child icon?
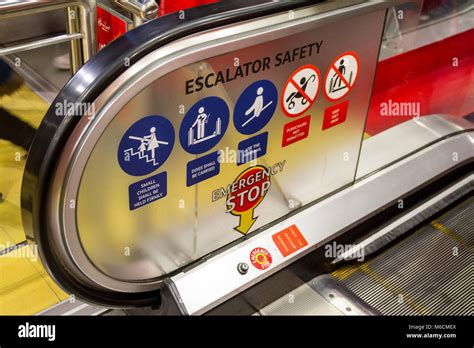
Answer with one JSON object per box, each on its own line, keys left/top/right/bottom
{"left": 119, "top": 115, "right": 175, "bottom": 176}
{"left": 128, "top": 126, "right": 169, "bottom": 162}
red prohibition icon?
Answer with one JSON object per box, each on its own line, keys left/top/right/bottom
{"left": 324, "top": 51, "right": 360, "bottom": 102}
{"left": 281, "top": 64, "right": 321, "bottom": 118}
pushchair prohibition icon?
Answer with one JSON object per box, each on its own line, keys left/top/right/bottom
{"left": 281, "top": 64, "right": 321, "bottom": 117}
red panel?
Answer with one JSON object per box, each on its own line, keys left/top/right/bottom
{"left": 159, "top": 0, "right": 219, "bottom": 16}
{"left": 97, "top": 6, "right": 128, "bottom": 51}
{"left": 272, "top": 225, "right": 308, "bottom": 257}
{"left": 281, "top": 115, "right": 311, "bottom": 147}
{"left": 110, "top": 13, "right": 127, "bottom": 41}
{"left": 366, "top": 28, "right": 474, "bottom": 135}
{"left": 97, "top": 6, "right": 112, "bottom": 51}
{"left": 322, "top": 100, "right": 349, "bottom": 130}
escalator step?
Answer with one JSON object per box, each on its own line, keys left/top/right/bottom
{"left": 332, "top": 197, "right": 473, "bottom": 315}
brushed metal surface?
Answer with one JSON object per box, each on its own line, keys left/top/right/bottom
{"left": 76, "top": 9, "right": 383, "bottom": 280}
{"left": 357, "top": 115, "right": 473, "bottom": 179}
{"left": 171, "top": 131, "right": 473, "bottom": 315}
{"left": 259, "top": 283, "right": 344, "bottom": 315}
{"left": 46, "top": 1, "right": 387, "bottom": 293}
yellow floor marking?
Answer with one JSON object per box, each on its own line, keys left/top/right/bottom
{"left": 431, "top": 220, "right": 473, "bottom": 251}
{"left": 0, "top": 83, "right": 48, "bottom": 128}
{"left": 29, "top": 255, "right": 69, "bottom": 302}
{"left": 0, "top": 82, "right": 68, "bottom": 314}
{"left": 0, "top": 226, "right": 14, "bottom": 247}
{"left": 0, "top": 140, "right": 29, "bottom": 245}
{"left": 0, "top": 245, "right": 66, "bottom": 315}
{"left": 331, "top": 264, "right": 360, "bottom": 281}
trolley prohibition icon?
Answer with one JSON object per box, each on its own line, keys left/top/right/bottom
{"left": 281, "top": 64, "right": 321, "bottom": 117}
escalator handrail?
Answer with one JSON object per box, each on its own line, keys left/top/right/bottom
{"left": 20, "top": 0, "right": 320, "bottom": 308}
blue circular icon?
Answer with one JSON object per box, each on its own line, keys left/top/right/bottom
{"left": 180, "top": 96, "right": 230, "bottom": 154}
{"left": 118, "top": 115, "right": 175, "bottom": 176}
{"left": 234, "top": 80, "right": 278, "bottom": 135}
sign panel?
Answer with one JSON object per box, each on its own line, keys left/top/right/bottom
{"left": 129, "top": 172, "right": 167, "bottom": 210}
{"left": 186, "top": 151, "right": 220, "bottom": 186}
{"left": 281, "top": 65, "right": 320, "bottom": 117}
{"left": 237, "top": 132, "right": 268, "bottom": 165}
{"left": 118, "top": 115, "right": 174, "bottom": 176}
{"left": 322, "top": 101, "right": 349, "bottom": 130}
{"left": 75, "top": 9, "right": 387, "bottom": 281}
{"left": 234, "top": 80, "right": 278, "bottom": 134}
{"left": 324, "top": 52, "right": 359, "bottom": 101}
{"left": 282, "top": 115, "right": 311, "bottom": 147}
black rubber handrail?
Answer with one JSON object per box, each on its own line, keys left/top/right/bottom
{"left": 21, "top": 0, "right": 320, "bottom": 308}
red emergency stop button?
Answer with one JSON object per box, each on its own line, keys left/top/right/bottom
{"left": 250, "top": 247, "right": 272, "bottom": 270}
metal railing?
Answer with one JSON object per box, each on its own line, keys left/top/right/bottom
{"left": 0, "top": 0, "right": 97, "bottom": 73}
{"left": 113, "top": 0, "right": 159, "bottom": 27}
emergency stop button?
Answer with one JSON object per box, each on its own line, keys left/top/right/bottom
{"left": 250, "top": 247, "right": 272, "bottom": 270}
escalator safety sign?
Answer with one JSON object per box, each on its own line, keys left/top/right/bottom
{"left": 324, "top": 52, "right": 359, "bottom": 101}
{"left": 322, "top": 100, "right": 349, "bottom": 130}
{"left": 118, "top": 115, "right": 175, "bottom": 176}
{"left": 129, "top": 172, "right": 167, "bottom": 210}
{"left": 212, "top": 161, "right": 286, "bottom": 235}
{"left": 234, "top": 79, "right": 278, "bottom": 135}
{"left": 179, "top": 96, "right": 230, "bottom": 154}
{"left": 250, "top": 247, "right": 272, "bottom": 270}
{"left": 281, "top": 64, "right": 321, "bottom": 117}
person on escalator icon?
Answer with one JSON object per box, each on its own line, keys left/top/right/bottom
{"left": 180, "top": 96, "right": 229, "bottom": 154}
{"left": 332, "top": 59, "right": 346, "bottom": 90}
{"left": 246, "top": 87, "right": 265, "bottom": 119}
{"left": 233, "top": 80, "right": 278, "bottom": 135}
{"left": 191, "top": 107, "right": 209, "bottom": 141}
{"left": 242, "top": 86, "right": 274, "bottom": 128}
{"left": 118, "top": 115, "right": 175, "bottom": 176}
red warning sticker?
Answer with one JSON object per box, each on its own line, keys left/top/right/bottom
{"left": 281, "top": 65, "right": 321, "bottom": 117}
{"left": 250, "top": 247, "right": 272, "bottom": 270}
{"left": 324, "top": 51, "right": 359, "bottom": 102}
{"left": 322, "top": 100, "right": 349, "bottom": 130}
{"left": 272, "top": 225, "right": 308, "bottom": 257}
{"left": 282, "top": 115, "right": 311, "bottom": 147}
